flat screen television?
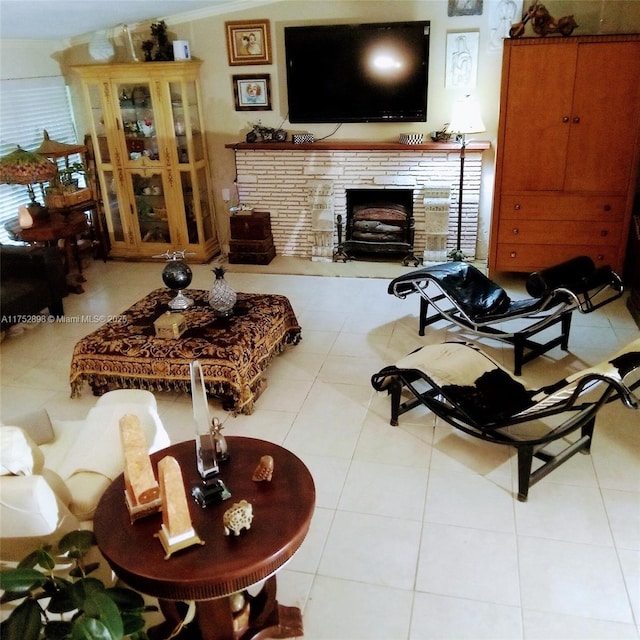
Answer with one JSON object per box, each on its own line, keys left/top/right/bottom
{"left": 284, "top": 21, "right": 430, "bottom": 124}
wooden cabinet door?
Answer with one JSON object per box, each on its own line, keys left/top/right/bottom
{"left": 565, "top": 41, "right": 640, "bottom": 193}
{"left": 499, "top": 41, "right": 577, "bottom": 192}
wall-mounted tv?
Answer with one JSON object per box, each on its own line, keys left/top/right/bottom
{"left": 284, "top": 21, "right": 430, "bottom": 124}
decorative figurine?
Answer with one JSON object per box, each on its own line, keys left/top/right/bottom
{"left": 190, "top": 361, "right": 231, "bottom": 507}
{"left": 120, "top": 414, "right": 161, "bottom": 521}
{"left": 223, "top": 500, "right": 253, "bottom": 536}
{"left": 510, "top": 1, "right": 577, "bottom": 38}
{"left": 211, "top": 417, "right": 229, "bottom": 463}
{"left": 155, "top": 456, "right": 204, "bottom": 559}
{"left": 252, "top": 455, "right": 274, "bottom": 482}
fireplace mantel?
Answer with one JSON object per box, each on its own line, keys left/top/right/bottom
{"left": 225, "top": 140, "right": 491, "bottom": 152}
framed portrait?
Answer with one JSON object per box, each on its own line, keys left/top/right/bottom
{"left": 233, "top": 74, "right": 272, "bottom": 111}
{"left": 448, "top": 0, "right": 483, "bottom": 16}
{"left": 225, "top": 20, "right": 272, "bottom": 65}
{"left": 445, "top": 31, "right": 480, "bottom": 89}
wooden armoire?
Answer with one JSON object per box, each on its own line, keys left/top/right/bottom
{"left": 489, "top": 35, "right": 640, "bottom": 275}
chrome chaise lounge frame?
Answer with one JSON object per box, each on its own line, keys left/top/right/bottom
{"left": 371, "top": 339, "right": 640, "bottom": 501}
{"left": 388, "top": 256, "right": 623, "bottom": 375}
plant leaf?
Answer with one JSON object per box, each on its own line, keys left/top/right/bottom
{"left": 1, "top": 598, "right": 42, "bottom": 640}
{"left": 58, "top": 530, "right": 96, "bottom": 559}
{"left": 105, "top": 586, "right": 145, "bottom": 611}
{"left": 35, "top": 547, "right": 56, "bottom": 571}
{"left": 17, "top": 547, "right": 51, "bottom": 569}
{"left": 79, "top": 591, "right": 124, "bottom": 639}
{"left": 69, "top": 615, "right": 116, "bottom": 640}
{"left": 43, "top": 619, "right": 73, "bottom": 640}
{"left": 121, "top": 611, "right": 146, "bottom": 636}
{"left": 0, "top": 568, "right": 46, "bottom": 593}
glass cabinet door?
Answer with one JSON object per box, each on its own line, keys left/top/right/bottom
{"left": 86, "top": 83, "right": 111, "bottom": 164}
{"left": 117, "top": 82, "right": 160, "bottom": 164}
{"left": 129, "top": 170, "right": 170, "bottom": 244}
{"left": 102, "top": 170, "right": 124, "bottom": 243}
{"left": 169, "top": 81, "right": 204, "bottom": 165}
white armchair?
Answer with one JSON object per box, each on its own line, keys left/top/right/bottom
{"left": 0, "top": 389, "right": 170, "bottom": 560}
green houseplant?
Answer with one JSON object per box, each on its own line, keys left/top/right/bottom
{"left": 0, "top": 530, "right": 155, "bottom": 640}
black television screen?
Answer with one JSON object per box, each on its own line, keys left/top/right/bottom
{"left": 285, "top": 21, "right": 430, "bottom": 124}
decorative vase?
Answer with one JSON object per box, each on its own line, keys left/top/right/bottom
{"left": 208, "top": 267, "right": 236, "bottom": 318}
{"left": 162, "top": 254, "right": 193, "bottom": 310}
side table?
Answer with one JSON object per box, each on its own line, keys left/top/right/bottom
{"left": 93, "top": 437, "right": 315, "bottom": 640}
{"left": 7, "top": 212, "right": 89, "bottom": 293}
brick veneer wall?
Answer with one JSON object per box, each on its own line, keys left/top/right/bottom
{"left": 232, "top": 147, "right": 484, "bottom": 261}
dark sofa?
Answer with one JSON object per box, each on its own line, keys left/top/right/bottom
{"left": 1, "top": 244, "right": 67, "bottom": 328}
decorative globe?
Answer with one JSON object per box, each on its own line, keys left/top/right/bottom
{"left": 161, "top": 258, "right": 193, "bottom": 309}
{"left": 162, "top": 259, "right": 192, "bottom": 290}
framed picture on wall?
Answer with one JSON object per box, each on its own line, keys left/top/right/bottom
{"left": 448, "top": 0, "right": 483, "bottom": 16}
{"left": 233, "top": 74, "right": 272, "bottom": 110}
{"left": 445, "top": 31, "right": 480, "bottom": 89}
{"left": 225, "top": 20, "right": 272, "bottom": 65}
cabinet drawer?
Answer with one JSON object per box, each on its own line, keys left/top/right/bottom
{"left": 500, "top": 194, "right": 626, "bottom": 220}
{"left": 494, "top": 244, "right": 618, "bottom": 273}
{"left": 498, "top": 220, "right": 622, "bottom": 246}
{"left": 229, "top": 211, "right": 272, "bottom": 240}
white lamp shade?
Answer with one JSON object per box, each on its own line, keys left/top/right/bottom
{"left": 447, "top": 95, "right": 486, "bottom": 135}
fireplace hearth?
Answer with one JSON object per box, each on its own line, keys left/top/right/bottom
{"left": 334, "top": 189, "right": 419, "bottom": 265}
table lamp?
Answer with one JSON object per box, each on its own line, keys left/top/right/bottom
{"left": 447, "top": 95, "right": 486, "bottom": 259}
{"left": 0, "top": 145, "right": 57, "bottom": 220}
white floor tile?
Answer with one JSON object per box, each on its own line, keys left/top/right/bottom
{"left": 2, "top": 259, "right": 638, "bottom": 637}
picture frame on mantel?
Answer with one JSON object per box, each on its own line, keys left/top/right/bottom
{"left": 233, "top": 74, "right": 272, "bottom": 111}
{"left": 225, "top": 20, "right": 272, "bottom": 65}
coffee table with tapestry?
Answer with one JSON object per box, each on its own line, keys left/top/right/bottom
{"left": 69, "top": 288, "right": 301, "bottom": 414}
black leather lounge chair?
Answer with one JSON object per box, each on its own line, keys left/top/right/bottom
{"left": 388, "top": 256, "right": 623, "bottom": 375}
{"left": 371, "top": 339, "right": 640, "bottom": 501}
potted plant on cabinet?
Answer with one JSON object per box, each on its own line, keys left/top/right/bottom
{"left": 45, "top": 161, "right": 92, "bottom": 209}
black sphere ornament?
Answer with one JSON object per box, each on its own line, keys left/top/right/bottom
{"left": 157, "top": 251, "right": 194, "bottom": 309}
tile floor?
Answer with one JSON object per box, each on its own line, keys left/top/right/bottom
{"left": 1, "top": 258, "right": 639, "bottom": 639}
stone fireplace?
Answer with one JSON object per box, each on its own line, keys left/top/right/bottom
{"left": 226, "top": 140, "right": 489, "bottom": 262}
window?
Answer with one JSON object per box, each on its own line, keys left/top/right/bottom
{"left": 0, "top": 76, "right": 79, "bottom": 243}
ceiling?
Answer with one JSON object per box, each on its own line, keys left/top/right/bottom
{"left": 0, "top": 0, "right": 270, "bottom": 40}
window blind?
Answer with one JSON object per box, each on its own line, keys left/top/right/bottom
{"left": 0, "top": 76, "right": 79, "bottom": 243}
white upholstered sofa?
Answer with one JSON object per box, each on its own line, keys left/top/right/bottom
{"left": 0, "top": 389, "right": 170, "bottom": 561}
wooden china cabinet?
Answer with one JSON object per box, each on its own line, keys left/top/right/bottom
{"left": 489, "top": 35, "right": 640, "bottom": 275}
{"left": 73, "top": 61, "right": 219, "bottom": 261}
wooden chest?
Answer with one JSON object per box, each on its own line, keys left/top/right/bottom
{"left": 229, "top": 211, "right": 275, "bottom": 264}
{"left": 229, "top": 211, "right": 272, "bottom": 240}
{"left": 228, "top": 241, "right": 276, "bottom": 265}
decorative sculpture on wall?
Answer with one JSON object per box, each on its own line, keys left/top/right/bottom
{"left": 510, "top": 1, "right": 577, "bottom": 38}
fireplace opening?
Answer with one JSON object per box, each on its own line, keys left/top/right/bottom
{"left": 335, "top": 188, "right": 419, "bottom": 265}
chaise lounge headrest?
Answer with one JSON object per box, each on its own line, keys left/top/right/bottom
{"left": 526, "top": 256, "right": 614, "bottom": 298}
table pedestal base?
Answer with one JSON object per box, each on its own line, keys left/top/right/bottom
{"left": 149, "top": 576, "right": 303, "bottom": 640}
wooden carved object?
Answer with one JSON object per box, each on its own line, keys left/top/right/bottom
{"left": 155, "top": 455, "right": 204, "bottom": 558}
{"left": 510, "top": 1, "right": 577, "bottom": 38}
{"left": 120, "top": 414, "right": 161, "bottom": 521}
{"left": 252, "top": 455, "right": 274, "bottom": 482}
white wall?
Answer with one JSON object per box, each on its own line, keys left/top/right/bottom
{"left": 4, "top": 0, "right": 640, "bottom": 259}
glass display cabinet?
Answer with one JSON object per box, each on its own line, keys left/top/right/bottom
{"left": 73, "top": 61, "right": 219, "bottom": 261}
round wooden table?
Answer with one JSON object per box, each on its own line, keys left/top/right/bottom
{"left": 7, "top": 211, "right": 89, "bottom": 292}
{"left": 93, "top": 437, "right": 315, "bottom": 640}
